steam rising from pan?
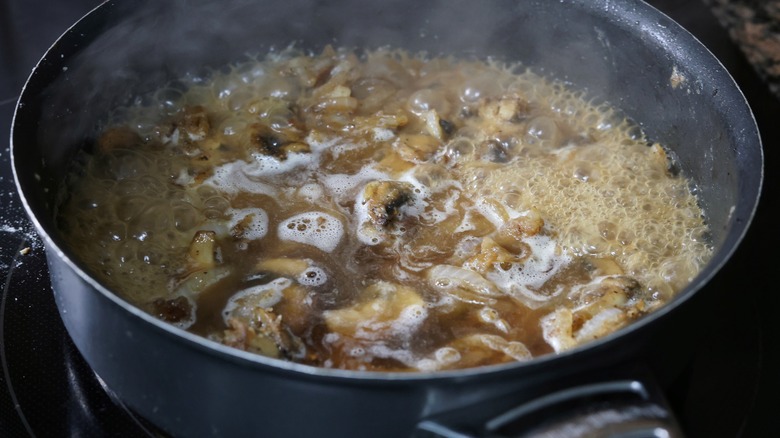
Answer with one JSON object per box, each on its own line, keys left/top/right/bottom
{"left": 38, "top": 0, "right": 616, "bottom": 167}
{"left": 30, "top": 0, "right": 742, "bottom": 252}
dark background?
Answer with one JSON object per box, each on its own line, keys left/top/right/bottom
{"left": 1, "top": 0, "right": 778, "bottom": 436}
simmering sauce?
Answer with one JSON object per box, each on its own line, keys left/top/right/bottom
{"left": 56, "top": 47, "right": 712, "bottom": 371}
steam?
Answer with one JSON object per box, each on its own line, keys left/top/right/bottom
{"left": 38, "top": 0, "right": 624, "bottom": 148}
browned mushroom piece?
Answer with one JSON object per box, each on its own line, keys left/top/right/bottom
{"left": 495, "top": 210, "right": 545, "bottom": 243}
{"left": 362, "top": 180, "right": 415, "bottom": 226}
{"left": 221, "top": 306, "right": 306, "bottom": 360}
{"left": 467, "top": 236, "right": 530, "bottom": 275}
{"left": 177, "top": 105, "right": 211, "bottom": 142}
{"left": 221, "top": 317, "right": 282, "bottom": 359}
{"left": 542, "top": 274, "right": 643, "bottom": 353}
{"left": 570, "top": 275, "right": 641, "bottom": 316}
{"left": 439, "top": 334, "right": 532, "bottom": 369}
{"left": 188, "top": 230, "right": 218, "bottom": 269}
{"left": 324, "top": 281, "right": 425, "bottom": 341}
{"left": 96, "top": 126, "right": 143, "bottom": 153}
{"left": 249, "top": 123, "right": 310, "bottom": 159}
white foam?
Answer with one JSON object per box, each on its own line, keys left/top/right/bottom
{"left": 245, "top": 151, "right": 316, "bottom": 177}
{"left": 204, "top": 160, "right": 278, "bottom": 196}
{"left": 420, "top": 188, "right": 461, "bottom": 225}
{"left": 352, "top": 170, "right": 441, "bottom": 244}
{"left": 355, "top": 222, "right": 384, "bottom": 246}
{"left": 306, "top": 132, "right": 345, "bottom": 154}
{"left": 322, "top": 166, "right": 390, "bottom": 203}
{"left": 389, "top": 304, "right": 428, "bottom": 337}
{"left": 365, "top": 343, "right": 418, "bottom": 367}
{"left": 485, "top": 235, "right": 571, "bottom": 308}
{"left": 396, "top": 171, "right": 433, "bottom": 219}
{"left": 297, "top": 265, "right": 328, "bottom": 287}
{"left": 278, "top": 212, "right": 344, "bottom": 252}
{"left": 373, "top": 128, "right": 395, "bottom": 142}
{"left": 297, "top": 183, "right": 324, "bottom": 202}
{"left": 227, "top": 208, "right": 269, "bottom": 240}
{"left": 205, "top": 145, "right": 322, "bottom": 196}
{"left": 0, "top": 224, "right": 21, "bottom": 233}
{"left": 575, "top": 307, "right": 624, "bottom": 342}
{"left": 474, "top": 198, "right": 529, "bottom": 229}
{"left": 222, "top": 277, "right": 292, "bottom": 324}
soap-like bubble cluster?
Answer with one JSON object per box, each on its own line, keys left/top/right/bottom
{"left": 278, "top": 212, "right": 344, "bottom": 253}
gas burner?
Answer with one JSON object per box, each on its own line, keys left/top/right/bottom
{"left": 0, "top": 233, "right": 162, "bottom": 437}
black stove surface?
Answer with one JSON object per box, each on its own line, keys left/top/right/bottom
{"left": 1, "top": 1, "right": 777, "bottom": 437}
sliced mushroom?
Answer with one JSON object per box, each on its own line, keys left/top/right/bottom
{"left": 249, "top": 123, "right": 310, "bottom": 159}
{"left": 188, "top": 230, "right": 218, "bottom": 269}
{"left": 495, "top": 209, "right": 545, "bottom": 245}
{"left": 542, "top": 275, "right": 641, "bottom": 353}
{"left": 256, "top": 258, "right": 310, "bottom": 278}
{"left": 221, "top": 280, "right": 308, "bottom": 360}
{"left": 177, "top": 105, "right": 211, "bottom": 142}
{"left": 466, "top": 236, "right": 530, "bottom": 275}
{"left": 324, "top": 281, "right": 426, "bottom": 341}
{"left": 96, "top": 126, "right": 143, "bottom": 153}
{"left": 397, "top": 133, "right": 442, "bottom": 161}
{"left": 362, "top": 180, "right": 415, "bottom": 227}
{"left": 221, "top": 316, "right": 282, "bottom": 359}
{"left": 569, "top": 275, "right": 640, "bottom": 317}
{"left": 427, "top": 264, "right": 502, "bottom": 300}
{"left": 441, "top": 334, "right": 532, "bottom": 369}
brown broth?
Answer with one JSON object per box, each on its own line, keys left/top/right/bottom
{"left": 56, "top": 47, "right": 712, "bottom": 371}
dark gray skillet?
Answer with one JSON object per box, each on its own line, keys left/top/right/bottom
{"left": 11, "top": 0, "right": 762, "bottom": 436}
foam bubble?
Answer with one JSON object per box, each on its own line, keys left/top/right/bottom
{"left": 434, "top": 347, "right": 461, "bottom": 364}
{"left": 297, "top": 265, "right": 328, "bottom": 287}
{"left": 396, "top": 171, "right": 433, "bottom": 219}
{"left": 222, "top": 277, "right": 292, "bottom": 324}
{"left": 278, "top": 212, "right": 344, "bottom": 252}
{"left": 305, "top": 132, "right": 342, "bottom": 153}
{"left": 321, "top": 166, "right": 390, "bottom": 203}
{"left": 420, "top": 189, "right": 461, "bottom": 225}
{"left": 365, "top": 344, "right": 417, "bottom": 367}
{"left": 373, "top": 128, "right": 395, "bottom": 142}
{"left": 204, "top": 161, "right": 277, "bottom": 196}
{"left": 245, "top": 151, "right": 316, "bottom": 177}
{"left": 389, "top": 304, "right": 428, "bottom": 336}
{"left": 485, "top": 235, "right": 571, "bottom": 308}
{"left": 227, "top": 208, "right": 269, "bottom": 240}
{"left": 297, "top": 183, "right": 324, "bottom": 202}
{"left": 454, "top": 211, "right": 478, "bottom": 234}
{"left": 349, "top": 347, "right": 366, "bottom": 357}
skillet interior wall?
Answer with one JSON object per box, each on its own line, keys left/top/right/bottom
{"left": 18, "top": 0, "right": 748, "bottom": 292}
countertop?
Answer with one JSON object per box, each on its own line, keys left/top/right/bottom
{"left": 706, "top": 0, "right": 780, "bottom": 98}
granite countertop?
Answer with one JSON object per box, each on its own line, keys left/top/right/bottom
{"left": 705, "top": 0, "right": 780, "bottom": 98}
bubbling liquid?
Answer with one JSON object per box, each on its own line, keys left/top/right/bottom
{"left": 56, "top": 46, "right": 712, "bottom": 371}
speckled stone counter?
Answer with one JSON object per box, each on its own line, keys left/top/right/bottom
{"left": 705, "top": 0, "right": 780, "bottom": 98}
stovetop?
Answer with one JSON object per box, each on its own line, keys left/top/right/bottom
{"left": 1, "top": 0, "right": 778, "bottom": 436}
